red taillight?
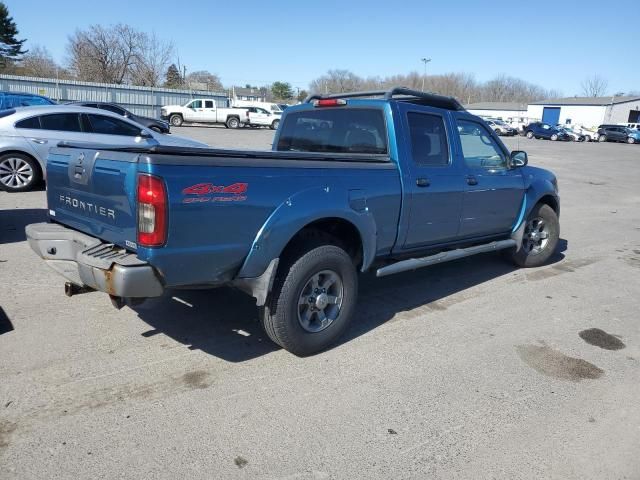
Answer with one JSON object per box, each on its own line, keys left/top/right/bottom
{"left": 137, "top": 174, "right": 167, "bottom": 247}
{"left": 313, "top": 99, "right": 347, "bottom": 107}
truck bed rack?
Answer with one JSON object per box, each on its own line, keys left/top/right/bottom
{"left": 304, "top": 87, "right": 465, "bottom": 111}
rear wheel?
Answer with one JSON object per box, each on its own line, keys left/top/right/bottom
{"left": 270, "top": 119, "right": 280, "bottom": 130}
{"left": 261, "top": 244, "right": 358, "bottom": 356}
{"left": 0, "top": 153, "right": 41, "bottom": 192}
{"left": 599, "top": 134, "right": 607, "bottom": 142}
{"left": 150, "top": 126, "right": 162, "bottom": 133}
{"left": 627, "top": 137, "right": 635, "bottom": 144}
{"left": 584, "top": 135, "right": 591, "bottom": 142}
{"left": 526, "top": 131, "right": 534, "bottom": 139}
{"left": 226, "top": 116, "right": 240, "bottom": 129}
{"left": 550, "top": 133, "right": 558, "bottom": 141}
{"left": 169, "top": 114, "right": 183, "bottom": 127}
{"left": 507, "top": 203, "right": 559, "bottom": 268}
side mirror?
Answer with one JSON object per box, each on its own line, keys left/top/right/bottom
{"left": 139, "top": 130, "right": 153, "bottom": 139}
{"left": 510, "top": 150, "right": 528, "bottom": 168}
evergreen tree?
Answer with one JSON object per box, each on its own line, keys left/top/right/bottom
{"left": 0, "top": 2, "right": 26, "bottom": 68}
{"left": 164, "top": 63, "right": 182, "bottom": 88}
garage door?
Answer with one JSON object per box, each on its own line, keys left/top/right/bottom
{"left": 542, "top": 107, "right": 561, "bottom": 125}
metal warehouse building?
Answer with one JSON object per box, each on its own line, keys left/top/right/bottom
{"left": 465, "top": 102, "right": 528, "bottom": 120}
{"left": 527, "top": 96, "right": 640, "bottom": 129}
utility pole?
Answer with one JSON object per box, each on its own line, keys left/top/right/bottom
{"left": 421, "top": 57, "right": 431, "bottom": 92}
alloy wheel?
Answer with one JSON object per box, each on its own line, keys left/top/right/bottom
{"left": 0, "top": 157, "right": 34, "bottom": 189}
{"left": 522, "top": 217, "right": 550, "bottom": 255}
{"left": 297, "top": 269, "right": 344, "bottom": 333}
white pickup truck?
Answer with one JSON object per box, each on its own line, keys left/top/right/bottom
{"left": 160, "top": 99, "right": 248, "bottom": 128}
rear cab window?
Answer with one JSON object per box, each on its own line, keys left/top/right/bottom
{"left": 276, "top": 107, "right": 388, "bottom": 155}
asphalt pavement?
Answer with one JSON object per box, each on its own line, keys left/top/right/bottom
{"left": 1, "top": 129, "right": 639, "bottom": 479}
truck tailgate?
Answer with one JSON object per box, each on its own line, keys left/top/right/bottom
{"left": 46, "top": 146, "right": 139, "bottom": 249}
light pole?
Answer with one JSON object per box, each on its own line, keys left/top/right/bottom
{"left": 421, "top": 57, "right": 431, "bottom": 92}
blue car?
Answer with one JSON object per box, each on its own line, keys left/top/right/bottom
{"left": 0, "top": 91, "right": 56, "bottom": 109}
{"left": 525, "top": 122, "right": 571, "bottom": 141}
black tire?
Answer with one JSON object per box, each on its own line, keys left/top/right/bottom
{"left": 507, "top": 203, "right": 559, "bottom": 268}
{"left": 261, "top": 244, "right": 358, "bottom": 356}
{"left": 526, "top": 131, "right": 534, "bottom": 139}
{"left": 150, "top": 126, "right": 162, "bottom": 133}
{"left": 226, "top": 116, "right": 240, "bottom": 129}
{"left": 270, "top": 119, "right": 280, "bottom": 130}
{"left": 169, "top": 114, "right": 183, "bottom": 127}
{"left": 0, "top": 152, "right": 42, "bottom": 192}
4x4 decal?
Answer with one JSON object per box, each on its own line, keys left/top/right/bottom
{"left": 182, "top": 182, "right": 248, "bottom": 203}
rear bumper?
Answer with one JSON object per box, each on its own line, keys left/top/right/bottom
{"left": 26, "top": 222, "right": 164, "bottom": 298}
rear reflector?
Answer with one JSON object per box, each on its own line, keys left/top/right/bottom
{"left": 137, "top": 174, "right": 167, "bottom": 247}
{"left": 313, "top": 99, "right": 347, "bottom": 107}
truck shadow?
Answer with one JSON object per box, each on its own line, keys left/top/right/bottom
{"left": 131, "top": 240, "right": 566, "bottom": 362}
{"left": 0, "top": 208, "right": 47, "bottom": 245}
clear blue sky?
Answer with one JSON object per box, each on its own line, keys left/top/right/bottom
{"left": 7, "top": 0, "right": 638, "bottom": 95}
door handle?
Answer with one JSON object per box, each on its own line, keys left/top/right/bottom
{"left": 466, "top": 176, "right": 478, "bottom": 186}
{"left": 29, "top": 138, "right": 47, "bottom": 144}
{"left": 416, "top": 178, "right": 430, "bottom": 187}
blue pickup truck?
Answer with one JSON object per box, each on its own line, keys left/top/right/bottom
{"left": 26, "top": 87, "right": 560, "bottom": 355}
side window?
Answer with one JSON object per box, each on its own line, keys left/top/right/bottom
{"left": 407, "top": 112, "right": 449, "bottom": 166}
{"left": 99, "top": 104, "right": 125, "bottom": 116}
{"left": 457, "top": 120, "right": 507, "bottom": 170}
{"left": 188, "top": 100, "right": 202, "bottom": 109}
{"left": 15, "top": 116, "right": 41, "bottom": 129}
{"left": 204, "top": 100, "right": 214, "bottom": 108}
{"left": 86, "top": 114, "right": 143, "bottom": 136}
{"left": 40, "top": 114, "right": 82, "bottom": 132}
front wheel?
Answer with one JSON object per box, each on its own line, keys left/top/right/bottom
{"left": 526, "top": 131, "right": 534, "bottom": 139}
{"left": 507, "top": 203, "right": 559, "bottom": 268}
{"left": 261, "top": 244, "right": 358, "bottom": 356}
{"left": 550, "top": 133, "right": 558, "bottom": 141}
{"left": 599, "top": 134, "right": 607, "bottom": 142}
{"left": 584, "top": 135, "right": 591, "bottom": 142}
{"left": 270, "top": 119, "right": 280, "bottom": 130}
{"left": 627, "top": 137, "right": 635, "bottom": 144}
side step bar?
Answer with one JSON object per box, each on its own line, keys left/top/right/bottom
{"left": 376, "top": 239, "right": 517, "bottom": 278}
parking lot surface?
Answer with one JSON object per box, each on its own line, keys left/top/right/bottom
{"left": 1, "top": 130, "right": 639, "bottom": 479}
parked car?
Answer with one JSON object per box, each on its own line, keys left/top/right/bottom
{"left": 71, "top": 102, "right": 170, "bottom": 134}
{"left": 597, "top": 124, "right": 640, "bottom": 144}
{"left": 524, "top": 122, "right": 571, "bottom": 141}
{"left": 0, "top": 105, "right": 207, "bottom": 192}
{"left": 0, "top": 91, "right": 56, "bottom": 109}
{"left": 556, "top": 126, "right": 585, "bottom": 142}
{"left": 571, "top": 125, "right": 598, "bottom": 142}
{"left": 161, "top": 99, "right": 248, "bottom": 128}
{"left": 235, "top": 106, "right": 281, "bottom": 130}
{"left": 485, "top": 119, "right": 517, "bottom": 136}
{"left": 26, "top": 87, "right": 560, "bottom": 356}
{"left": 277, "top": 103, "right": 290, "bottom": 110}
{"left": 232, "top": 100, "right": 283, "bottom": 114}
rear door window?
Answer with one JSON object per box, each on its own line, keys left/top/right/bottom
{"left": 204, "top": 100, "right": 214, "bottom": 108}
{"left": 86, "top": 114, "right": 143, "bottom": 136}
{"left": 407, "top": 112, "right": 449, "bottom": 166}
{"left": 277, "top": 108, "right": 387, "bottom": 154}
{"left": 40, "top": 113, "right": 82, "bottom": 132}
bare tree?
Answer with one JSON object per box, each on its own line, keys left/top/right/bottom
{"left": 10, "top": 45, "right": 66, "bottom": 78}
{"left": 309, "top": 69, "right": 363, "bottom": 94}
{"left": 186, "top": 70, "right": 223, "bottom": 91}
{"left": 130, "top": 33, "right": 173, "bottom": 87}
{"left": 67, "top": 24, "right": 173, "bottom": 86}
{"left": 581, "top": 75, "right": 608, "bottom": 97}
